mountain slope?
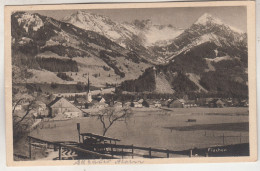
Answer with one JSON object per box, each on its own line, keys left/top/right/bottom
{"left": 12, "top": 11, "right": 248, "bottom": 98}
{"left": 11, "top": 12, "right": 151, "bottom": 86}
{"left": 151, "top": 13, "right": 247, "bottom": 63}
{"left": 119, "top": 13, "right": 248, "bottom": 98}
{"left": 62, "top": 11, "right": 154, "bottom": 62}
{"left": 62, "top": 11, "right": 184, "bottom": 63}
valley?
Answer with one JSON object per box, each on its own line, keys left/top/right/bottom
{"left": 11, "top": 9, "right": 250, "bottom": 160}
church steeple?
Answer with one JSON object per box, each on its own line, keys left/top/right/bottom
{"left": 86, "top": 73, "right": 92, "bottom": 103}
{"left": 87, "top": 74, "right": 90, "bottom": 93}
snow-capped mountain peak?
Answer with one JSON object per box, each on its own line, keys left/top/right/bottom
{"left": 64, "top": 10, "right": 111, "bottom": 24}
{"left": 194, "top": 13, "right": 223, "bottom": 25}
{"left": 15, "top": 12, "right": 44, "bottom": 32}
{"left": 62, "top": 10, "right": 132, "bottom": 46}
{"left": 194, "top": 13, "right": 244, "bottom": 34}
{"left": 63, "top": 10, "right": 184, "bottom": 50}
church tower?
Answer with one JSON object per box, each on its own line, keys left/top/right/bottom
{"left": 86, "top": 74, "right": 92, "bottom": 103}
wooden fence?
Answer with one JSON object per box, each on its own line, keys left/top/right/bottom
{"left": 27, "top": 136, "right": 249, "bottom": 160}
{"left": 90, "top": 143, "right": 192, "bottom": 158}
{"left": 28, "top": 136, "right": 119, "bottom": 160}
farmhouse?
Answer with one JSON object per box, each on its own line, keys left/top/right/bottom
{"left": 208, "top": 99, "right": 226, "bottom": 108}
{"left": 48, "top": 96, "right": 83, "bottom": 118}
{"left": 168, "top": 99, "right": 186, "bottom": 108}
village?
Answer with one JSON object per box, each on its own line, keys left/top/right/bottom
{"left": 12, "top": 75, "right": 250, "bottom": 160}
{"left": 11, "top": 71, "right": 250, "bottom": 161}
{"left": 13, "top": 74, "right": 249, "bottom": 121}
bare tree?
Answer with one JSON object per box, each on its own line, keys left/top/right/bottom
{"left": 12, "top": 84, "right": 39, "bottom": 143}
{"left": 97, "top": 107, "right": 132, "bottom": 136}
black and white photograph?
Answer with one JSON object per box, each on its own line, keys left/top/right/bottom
{"left": 5, "top": 1, "right": 257, "bottom": 165}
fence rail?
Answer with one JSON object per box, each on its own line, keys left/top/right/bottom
{"left": 27, "top": 136, "right": 249, "bottom": 160}
{"left": 28, "top": 136, "right": 119, "bottom": 160}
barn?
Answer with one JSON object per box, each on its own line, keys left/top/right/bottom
{"left": 168, "top": 99, "right": 185, "bottom": 108}
{"left": 48, "top": 96, "right": 83, "bottom": 118}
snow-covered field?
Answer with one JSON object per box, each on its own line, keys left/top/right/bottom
{"left": 30, "top": 107, "right": 249, "bottom": 153}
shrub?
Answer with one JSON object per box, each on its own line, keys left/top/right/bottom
{"left": 57, "top": 72, "right": 74, "bottom": 81}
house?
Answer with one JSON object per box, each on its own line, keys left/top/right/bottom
{"left": 123, "top": 102, "right": 132, "bottom": 107}
{"left": 98, "top": 97, "right": 106, "bottom": 103}
{"left": 162, "top": 99, "right": 172, "bottom": 107}
{"left": 144, "top": 100, "right": 160, "bottom": 108}
{"left": 38, "top": 111, "right": 49, "bottom": 118}
{"left": 48, "top": 96, "right": 83, "bottom": 118}
{"left": 142, "top": 100, "right": 150, "bottom": 107}
{"left": 168, "top": 99, "right": 185, "bottom": 108}
{"left": 208, "top": 99, "right": 226, "bottom": 108}
{"left": 15, "top": 105, "right": 22, "bottom": 111}
{"left": 138, "top": 99, "right": 144, "bottom": 104}
{"left": 184, "top": 100, "right": 197, "bottom": 108}
{"left": 84, "top": 99, "right": 99, "bottom": 109}
{"left": 92, "top": 102, "right": 108, "bottom": 109}
{"left": 36, "top": 101, "right": 46, "bottom": 111}
{"left": 131, "top": 102, "right": 142, "bottom": 108}
{"left": 205, "top": 98, "right": 214, "bottom": 106}
{"left": 224, "top": 98, "right": 233, "bottom": 107}
{"left": 154, "top": 102, "right": 162, "bottom": 108}
{"left": 74, "top": 97, "right": 88, "bottom": 109}
{"left": 114, "top": 101, "right": 123, "bottom": 108}
{"left": 240, "top": 99, "right": 249, "bottom": 107}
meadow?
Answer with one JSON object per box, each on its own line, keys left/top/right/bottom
{"left": 30, "top": 107, "right": 249, "bottom": 151}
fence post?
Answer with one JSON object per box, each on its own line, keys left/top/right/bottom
{"left": 121, "top": 148, "right": 124, "bottom": 159}
{"left": 240, "top": 132, "right": 242, "bottom": 143}
{"left": 111, "top": 145, "right": 113, "bottom": 157}
{"left": 189, "top": 149, "right": 192, "bottom": 157}
{"left": 59, "top": 145, "right": 62, "bottom": 160}
{"left": 222, "top": 133, "right": 225, "bottom": 145}
{"left": 131, "top": 145, "right": 134, "bottom": 159}
{"left": 77, "top": 123, "right": 80, "bottom": 143}
{"left": 28, "top": 137, "right": 32, "bottom": 159}
{"left": 149, "top": 147, "right": 152, "bottom": 158}
{"left": 166, "top": 149, "right": 169, "bottom": 158}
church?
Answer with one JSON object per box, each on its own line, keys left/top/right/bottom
{"left": 74, "top": 74, "right": 93, "bottom": 109}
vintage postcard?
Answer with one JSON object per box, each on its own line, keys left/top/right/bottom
{"left": 5, "top": 1, "right": 256, "bottom": 166}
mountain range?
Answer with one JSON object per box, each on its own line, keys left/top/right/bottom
{"left": 11, "top": 11, "right": 248, "bottom": 98}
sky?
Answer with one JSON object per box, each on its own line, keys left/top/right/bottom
{"left": 31, "top": 6, "right": 247, "bottom": 32}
